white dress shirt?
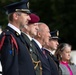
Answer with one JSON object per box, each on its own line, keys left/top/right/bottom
{"left": 33, "top": 38, "right": 42, "bottom": 49}
{"left": 8, "top": 23, "right": 21, "bottom": 35}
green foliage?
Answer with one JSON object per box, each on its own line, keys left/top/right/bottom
{"left": 0, "top": 0, "right": 76, "bottom": 49}
{"left": 0, "top": 0, "right": 20, "bottom": 29}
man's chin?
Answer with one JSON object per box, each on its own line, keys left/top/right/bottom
{"left": 34, "top": 33, "right": 37, "bottom": 36}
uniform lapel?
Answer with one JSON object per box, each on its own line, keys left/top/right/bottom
{"left": 32, "top": 40, "right": 50, "bottom": 67}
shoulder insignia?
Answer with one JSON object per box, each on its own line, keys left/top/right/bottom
{"left": 15, "top": 32, "right": 19, "bottom": 36}
{"left": 0, "top": 31, "right": 18, "bottom": 55}
{"left": 2, "top": 29, "right": 10, "bottom": 36}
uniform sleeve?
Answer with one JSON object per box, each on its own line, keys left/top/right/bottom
{"left": 0, "top": 35, "right": 19, "bottom": 75}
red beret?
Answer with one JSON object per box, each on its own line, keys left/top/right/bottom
{"left": 29, "top": 13, "right": 40, "bottom": 23}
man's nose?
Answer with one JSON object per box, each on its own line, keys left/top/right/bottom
{"left": 28, "top": 15, "right": 31, "bottom": 20}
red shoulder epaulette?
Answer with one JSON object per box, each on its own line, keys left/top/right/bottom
{"left": 0, "top": 35, "right": 6, "bottom": 50}
{"left": 0, "top": 33, "right": 18, "bottom": 53}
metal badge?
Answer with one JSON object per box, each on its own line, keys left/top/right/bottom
{"left": 57, "top": 30, "right": 59, "bottom": 36}
{"left": 27, "top": 2, "right": 29, "bottom": 8}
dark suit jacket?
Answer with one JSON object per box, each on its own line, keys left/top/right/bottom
{"left": 0, "top": 26, "right": 35, "bottom": 75}
{"left": 45, "top": 49, "right": 62, "bottom": 75}
{"left": 22, "top": 33, "right": 41, "bottom": 75}
{"left": 32, "top": 40, "right": 52, "bottom": 75}
{"left": 47, "top": 53, "right": 59, "bottom": 75}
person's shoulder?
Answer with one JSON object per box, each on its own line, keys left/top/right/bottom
{"left": 1, "top": 29, "right": 11, "bottom": 36}
{"left": 0, "top": 28, "right": 17, "bottom": 41}
{"left": 0, "top": 29, "right": 9, "bottom": 40}
{"left": 21, "top": 32, "right": 27, "bottom": 37}
{"left": 59, "top": 63, "right": 65, "bottom": 68}
{"left": 69, "top": 63, "right": 76, "bottom": 67}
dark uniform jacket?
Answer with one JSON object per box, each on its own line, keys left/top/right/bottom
{"left": 0, "top": 26, "right": 35, "bottom": 75}
{"left": 32, "top": 39, "right": 62, "bottom": 75}
{"left": 44, "top": 49, "right": 61, "bottom": 75}
{"left": 32, "top": 40, "right": 52, "bottom": 75}
{"left": 22, "top": 33, "right": 42, "bottom": 75}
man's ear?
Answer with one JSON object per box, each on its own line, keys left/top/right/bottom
{"left": 13, "top": 12, "right": 19, "bottom": 20}
{"left": 38, "top": 32, "right": 41, "bottom": 38}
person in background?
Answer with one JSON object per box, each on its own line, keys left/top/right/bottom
{"left": 43, "top": 30, "right": 61, "bottom": 75}
{"left": 21, "top": 13, "right": 42, "bottom": 75}
{"left": 0, "top": 26, "right": 2, "bottom": 74}
{"left": 0, "top": 26, "right": 2, "bottom": 34}
{"left": 0, "top": 1, "right": 36, "bottom": 75}
{"left": 55, "top": 43, "right": 76, "bottom": 75}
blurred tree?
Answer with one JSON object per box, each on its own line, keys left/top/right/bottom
{"left": 0, "top": 0, "right": 20, "bottom": 28}
{"left": 0, "top": 0, "right": 76, "bottom": 49}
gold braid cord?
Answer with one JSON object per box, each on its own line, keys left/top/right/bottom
{"left": 30, "top": 54, "right": 42, "bottom": 75}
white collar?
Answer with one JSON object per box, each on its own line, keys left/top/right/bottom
{"left": 33, "top": 38, "right": 42, "bottom": 49}
{"left": 8, "top": 23, "right": 21, "bottom": 35}
{"left": 43, "top": 48, "right": 51, "bottom": 53}
{"left": 43, "top": 48, "right": 55, "bottom": 55}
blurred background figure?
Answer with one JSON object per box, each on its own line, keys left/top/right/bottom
{"left": 0, "top": 26, "right": 2, "bottom": 34}
{"left": 55, "top": 43, "right": 76, "bottom": 75}
{"left": 71, "top": 51, "right": 76, "bottom": 65}
{"left": 0, "top": 25, "right": 2, "bottom": 74}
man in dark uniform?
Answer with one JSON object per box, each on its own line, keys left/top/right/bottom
{"left": 0, "top": 1, "right": 36, "bottom": 75}
{"left": 44, "top": 30, "right": 62, "bottom": 75}
{"left": 21, "top": 13, "right": 42, "bottom": 75}
{"left": 32, "top": 23, "right": 53, "bottom": 75}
